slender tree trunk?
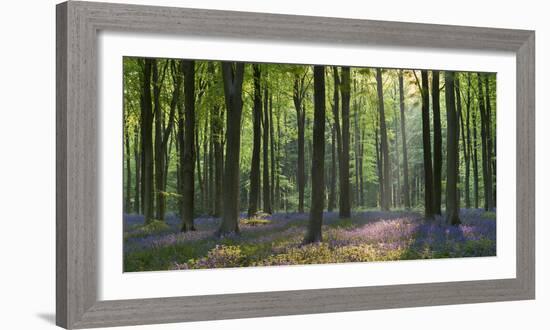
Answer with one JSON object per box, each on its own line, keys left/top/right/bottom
{"left": 153, "top": 60, "right": 169, "bottom": 222}
{"left": 328, "top": 124, "right": 337, "bottom": 211}
{"left": 140, "top": 59, "right": 154, "bottom": 224}
{"left": 445, "top": 71, "right": 461, "bottom": 225}
{"left": 375, "top": 126, "right": 383, "bottom": 207}
{"left": 477, "top": 73, "right": 492, "bottom": 211}
{"left": 457, "top": 74, "right": 471, "bottom": 209}
{"left": 133, "top": 129, "right": 141, "bottom": 214}
{"left": 262, "top": 85, "right": 272, "bottom": 214}
{"left": 293, "top": 73, "right": 307, "bottom": 213}
{"left": 218, "top": 62, "right": 245, "bottom": 236}
{"left": 208, "top": 115, "right": 215, "bottom": 214}
{"left": 181, "top": 60, "right": 196, "bottom": 232}
{"left": 420, "top": 70, "right": 435, "bottom": 218}
{"left": 392, "top": 95, "right": 401, "bottom": 208}
{"left": 270, "top": 95, "right": 276, "bottom": 211}
{"left": 398, "top": 70, "right": 410, "bottom": 208}
{"left": 339, "top": 67, "right": 351, "bottom": 217}
{"left": 354, "top": 100, "right": 362, "bottom": 207}
{"left": 304, "top": 65, "right": 326, "bottom": 244}
{"left": 376, "top": 68, "right": 391, "bottom": 211}
{"left": 432, "top": 71, "right": 442, "bottom": 215}
{"left": 331, "top": 67, "right": 344, "bottom": 214}
{"left": 195, "top": 124, "right": 203, "bottom": 214}
{"left": 124, "top": 129, "right": 132, "bottom": 213}
{"left": 247, "top": 65, "right": 262, "bottom": 217}
{"left": 213, "top": 104, "right": 224, "bottom": 217}
{"left": 203, "top": 111, "right": 209, "bottom": 214}
{"left": 472, "top": 100, "right": 480, "bottom": 209}
{"left": 484, "top": 75, "right": 495, "bottom": 209}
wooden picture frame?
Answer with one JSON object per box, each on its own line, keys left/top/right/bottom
{"left": 56, "top": 1, "right": 535, "bottom": 328}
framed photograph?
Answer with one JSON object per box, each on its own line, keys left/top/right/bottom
{"left": 56, "top": 1, "right": 535, "bottom": 328}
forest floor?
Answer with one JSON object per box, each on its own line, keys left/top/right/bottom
{"left": 123, "top": 209, "right": 496, "bottom": 272}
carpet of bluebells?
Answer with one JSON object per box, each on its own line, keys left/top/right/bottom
{"left": 123, "top": 209, "right": 496, "bottom": 272}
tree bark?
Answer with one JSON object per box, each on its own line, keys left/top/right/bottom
{"left": 331, "top": 67, "right": 344, "bottom": 214}
{"left": 213, "top": 104, "right": 224, "bottom": 217}
{"left": 457, "top": 74, "right": 471, "bottom": 209}
{"left": 304, "top": 65, "right": 326, "bottom": 244}
{"left": 420, "top": 70, "right": 435, "bottom": 218}
{"left": 472, "top": 95, "right": 480, "bottom": 209}
{"left": 339, "top": 67, "right": 352, "bottom": 217}
{"left": 218, "top": 62, "right": 245, "bottom": 236}
{"left": 124, "top": 128, "right": 132, "bottom": 213}
{"left": 477, "top": 73, "right": 492, "bottom": 211}
{"left": 262, "top": 84, "right": 272, "bottom": 214}
{"left": 328, "top": 124, "right": 337, "bottom": 211}
{"left": 484, "top": 75, "right": 495, "bottom": 209}
{"left": 293, "top": 72, "right": 307, "bottom": 213}
{"left": 376, "top": 68, "right": 391, "bottom": 211}
{"left": 153, "top": 60, "right": 169, "bottom": 222}
{"left": 181, "top": 60, "right": 196, "bottom": 232}
{"left": 432, "top": 71, "right": 442, "bottom": 215}
{"left": 247, "top": 64, "right": 262, "bottom": 217}
{"left": 140, "top": 59, "right": 154, "bottom": 224}
{"left": 392, "top": 93, "right": 401, "bottom": 208}
{"left": 270, "top": 94, "right": 276, "bottom": 211}
{"left": 398, "top": 70, "right": 411, "bottom": 208}
{"left": 445, "top": 71, "right": 461, "bottom": 225}
{"left": 133, "top": 129, "right": 141, "bottom": 214}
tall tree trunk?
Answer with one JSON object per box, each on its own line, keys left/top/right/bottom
{"left": 445, "top": 72, "right": 461, "bottom": 225}
{"left": 339, "top": 67, "right": 351, "bottom": 217}
{"left": 140, "top": 59, "right": 154, "bottom": 224}
{"left": 153, "top": 60, "right": 169, "bottom": 222}
{"left": 477, "top": 73, "right": 492, "bottom": 211}
{"left": 432, "top": 71, "right": 442, "bottom": 215}
{"left": 176, "top": 75, "right": 185, "bottom": 222}
{"left": 457, "top": 74, "right": 471, "bottom": 208}
{"left": 247, "top": 65, "right": 262, "bottom": 217}
{"left": 270, "top": 94, "right": 276, "bottom": 211}
{"left": 420, "top": 70, "right": 435, "bottom": 218}
{"left": 398, "top": 70, "right": 410, "bottom": 208}
{"left": 275, "top": 104, "right": 282, "bottom": 211}
{"left": 262, "top": 85, "right": 272, "bottom": 214}
{"left": 328, "top": 124, "right": 337, "bottom": 211}
{"left": 213, "top": 104, "right": 224, "bottom": 217}
{"left": 484, "top": 75, "right": 495, "bottom": 209}
{"left": 472, "top": 98, "right": 480, "bottom": 209}
{"left": 375, "top": 126, "right": 383, "bottom": 207}
{"left": 304, "top": 66, "right": 326, "bottom": 244}
{"left": 124, "top": 129, "right": 132, "bottom": 213}
{"left": 293, "top": 72, "right": 307, "bottom": 213}
{"left": 203, "top": 111, "right": 209, "bottom": 214}
{"left": 218, "top": 62, "right": 245, "bottom": 236}
{"left": 376, "top": 68, "right": 391, "bottom": 211}
{"left": 331, "top": 67, "right": 344, "bottom": 214}
{"left": 181, "top": 60, "right": 196, "bottom": 232}
{"left": 464, "top": 74, "right": 472, "bottom": 208}
{"left": 354, "top": 99, "right": 362, "bottom": 207}
{"left": 195, "top": 124, "right": 203, "bottom": 214}
{"left": 392, "top": 95, "right": 401, "bottom": 207}
{"left": 133, "top": 129, "right": 141, "bottom": 214}
{"left": 208, "top": 116, "right": 215, "bottom": 214}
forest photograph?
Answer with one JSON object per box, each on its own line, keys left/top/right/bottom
{"left": 122, "top": 57, "right": 497, "bottom": 272}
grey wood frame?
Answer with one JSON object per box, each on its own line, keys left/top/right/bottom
{"left": 56, "top": 1, "right": 535, "bottom": 328}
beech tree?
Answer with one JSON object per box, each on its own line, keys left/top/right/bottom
{"left": 218, "top": 62, "right": 245, "bottom": 236}
{"left": 304, "top": 65, "right": 326, "bottom": 244}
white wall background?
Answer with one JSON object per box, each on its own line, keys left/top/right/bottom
{"left": 0, "top": 0, "right": 547, "bottom": 329}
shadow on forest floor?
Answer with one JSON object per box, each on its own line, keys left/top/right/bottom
{"left": 123, "top": 209, "right": 496, "bottom": 272}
